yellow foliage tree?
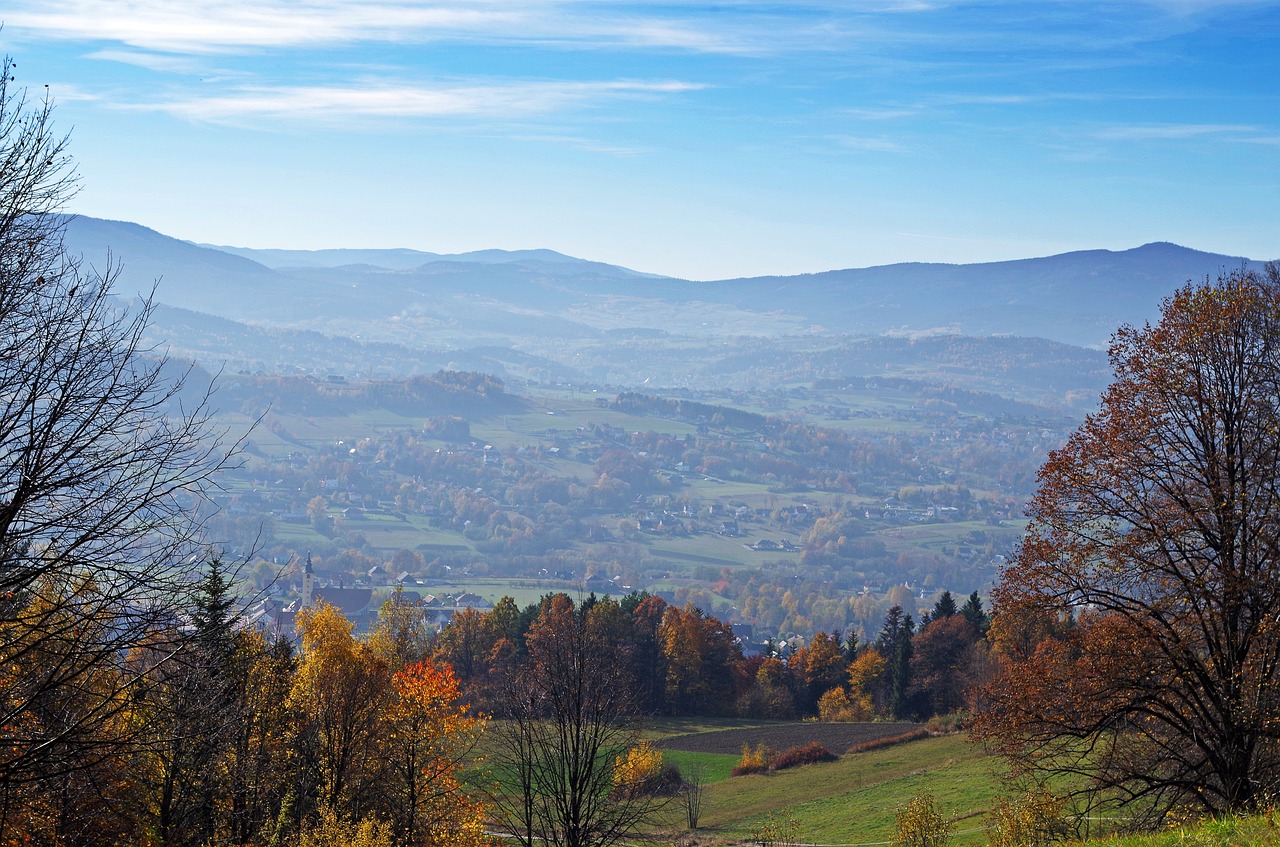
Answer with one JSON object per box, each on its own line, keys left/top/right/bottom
{"left": 847, "top": 648, "right": 887, "bottom": 716}
{"left": 298, "top": 805, "right": 394, "bottom": 847}
{"left": 613, "top": 741, "right": 664, "bottom": 798}
{"left": 292, "top": 603, "right": 391, "bottom": 813}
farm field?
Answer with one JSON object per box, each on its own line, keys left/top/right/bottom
{"left": 477, "top": 718, "right": 1003, "bottom": 846}
{"left": 654, "top": 719, "right": 922, "bottom": 755}
{"left": 643, "top": 725, "right": 1004, "bottom": 846}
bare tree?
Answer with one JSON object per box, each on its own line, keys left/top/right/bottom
{"left": 0, "top": 56, "right": 235, "bottom": 837}
{"left": 683, "top": 764, "right": 705, "bottom": 830}
{"left": 489, "top": 594, "right": 668, "bottom": 847}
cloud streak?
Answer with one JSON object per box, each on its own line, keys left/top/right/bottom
{"left": 1093, "top": 123, "right": 1260, "bottom": 140}
{"left": 12, "top": 0, "right": 1225, "bottom": 59}
{"left": 5, "top": 0, "right": 850, "bottom": 56}
{"left": 130, "top": 78, "right": 705, "bottom": 122}
{"left": 9, "top": 1, "right": 527, "bottom": 53}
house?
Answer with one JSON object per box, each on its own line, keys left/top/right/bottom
{"left": 453, "top": 592, "right": 492, "bottom": 610}
{"left": 584, "top": 574, "right": 616, "bottom": 594}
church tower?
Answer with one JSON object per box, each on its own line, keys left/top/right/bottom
{"left": 301, "top": 552, "right": 316, "bottom": 609}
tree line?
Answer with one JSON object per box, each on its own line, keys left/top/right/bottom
{"left": 433, "top": 588, "right": 990, "bottom": 724}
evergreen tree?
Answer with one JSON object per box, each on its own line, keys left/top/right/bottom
{"left": 876, "top": 607, "right": 915, "bottom": 719}
{"left": 931, "top": 590, "right": 957, "bottom": 620}
{"left": 960, "top": 591, "right": 989, "bottom": 635}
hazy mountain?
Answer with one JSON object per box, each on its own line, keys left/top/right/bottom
{"left": 55, "top": 214, "right": 1268, "bottom": 410}
{"left": 62, "top": 215, "right": 1262, "bottom": 351}
{"left": 202, "top": 243, "right": 667, "bottom": 278}
{"left": 690, "top": 241, "right": 1255, "bottom": 344}
{"left": 57, "top": 215, "right": 299, "bottom": 321}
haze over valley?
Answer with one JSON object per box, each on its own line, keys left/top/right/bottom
{"left": 55, "top": 213, "right": 1272, "bottom": 641}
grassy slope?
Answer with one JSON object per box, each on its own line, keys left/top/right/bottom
{"left": 650, "top": 731, "right": 1004, "bottom": 846}
{"left": 1083, "top": 814, "right": 1280, "bottom": 847}
{"left": 478, "top": 716, "right": 1280, "bottom": 847}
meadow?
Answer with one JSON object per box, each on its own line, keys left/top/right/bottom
{"left": 640, "top": 721, "right": 1004, "bottom": 845}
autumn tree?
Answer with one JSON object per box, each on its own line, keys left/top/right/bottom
{"left": 974, "top": 266, "right": 1280, "bottom": 819}
{"left": 908, "top": 614, "right": 977, "bottom": 717}
{"left": 845, "top": 648, "right": 885, "bottom": 719}
{"left": 489, "top": 593, "right": 667, "bottom": 847}
{"left": 290, "top": 604, "right": 390, "bottom": 819}
{"left": 218, "top": 631, "right": 296, "bottom": 845}
{"left": 624, "top": 593, "right": 670, "bottom": 714}
{"left": 793, "top": 631, "right": 847, "bottom": 714}
{"left": 659, "top": 603, "right": 744, "bottom": 715}
{"left": 369, "top": 585, "right": 434, "bottom": 670}
{"left": 739, "top": 656, "right": 798, "bottom": 719}
{"left": 380, "top": 660, "right": 486, "bottom": 846}
{"left": 0, "top": 55, "right": 234, "bottom": 836}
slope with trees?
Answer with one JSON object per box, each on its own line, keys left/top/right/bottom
{"left": 0, "top": 56, "right": 245, "bottom": 844}
{"left": 973, "top": 266, "right": 1280, "bottom": 821}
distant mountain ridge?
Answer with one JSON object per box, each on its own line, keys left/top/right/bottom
{"left": 55, "top": 214, "right": 1270, "bottom": 406}
{"left": 201, "top": 242, "right": 669, "bottom": 278}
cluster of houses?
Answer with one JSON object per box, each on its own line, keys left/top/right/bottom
{"left": 247, "top": 554, "right": 495, "bottom": 643}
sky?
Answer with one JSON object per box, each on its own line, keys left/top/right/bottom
{"left": 2, "top": 1, "right": 1278, "bottom": 280}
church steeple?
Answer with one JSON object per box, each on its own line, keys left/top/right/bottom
{"left": 301, "top": 552, "right": 316, "bottom": 609}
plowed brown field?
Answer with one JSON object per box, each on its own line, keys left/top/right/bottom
{"left": 655, "top": 721, "right": 923, "bottom": 755}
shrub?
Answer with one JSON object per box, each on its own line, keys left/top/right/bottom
{"left": 892, "top": 793, "right": 952, "bottom": 847}
{"left": 924, "top": 712, "right": 966, "bottom": 734}
{"left": 732, "top": 743, "right": 774, "bottom": 776}
{"left": 817, "top": 687, "right": 874, "bottom": 721}
{"left": 986, "top": 787, "right": 1067, "bottom": 847}
{"left": 771, "top": 741, "right": 838, "bottom": 771}
{"left": 848, "top": 728, "right": 929, "bottom": 754}
{"left": 613, "top": 741, "right": 682, "bottom": 798}
{"left": 298, "top": 806, "right": 393, "bottom": 847}
{"left": 750, "top": 811, "right": 801, "bottom": 847}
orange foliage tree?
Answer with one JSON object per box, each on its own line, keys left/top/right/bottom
{"left": 973, "top": 266, "right": 1280, "bottom": 819}
{"left": 383, "top": 660, "right": 486, "bottom": 846}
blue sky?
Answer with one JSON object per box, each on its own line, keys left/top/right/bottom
{"left": 3, "top": 1, "right": 1278, "bottom": 279}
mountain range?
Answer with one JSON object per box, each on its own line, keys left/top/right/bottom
{"left": 56, "top": 214, "right": 1269, "bottom": 409}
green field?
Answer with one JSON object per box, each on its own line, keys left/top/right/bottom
{"left": 479, "top": 718, "right": 1009, "bottom": 846}
{"left": 660, "top": 733, "right": 1003, "bottom": 845}
{"left": 418, "top": 579, "right": 582, "bottom": 608}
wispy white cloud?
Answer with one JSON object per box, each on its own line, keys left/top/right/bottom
{"left": 128, "top": 78, "right": 704, "bottom": 122}
{"left": 828, "top": 134, "right": 904, "bottom": 152}
{"left": 8, "top": 1, "right": 532, "bottom": 53}
{"left": 1093, "top": 123, "right": 1259, "bottom": 140}
{"left": 83, "top": 49, "right": 203, "bottom": 73}
{"left": 840, "top": 107, "right": 920, "bottom": 121}
{"left": 9, "top": 0, "right": 1270, "bottom": 66}
{"left": 4, "top": 0, "right": 837, "bottom": 56}
{"left": 32, "top": 83, "right": 101, "bottom": 103}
